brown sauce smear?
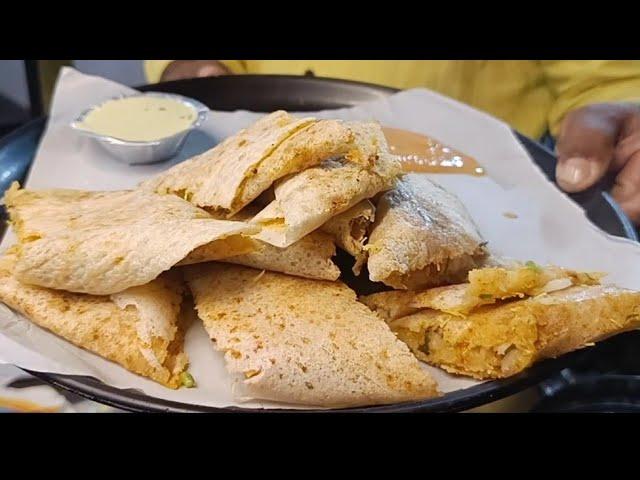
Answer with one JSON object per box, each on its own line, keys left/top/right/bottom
{"left": 382, "top": 127, "right": 486, "bottom": 176}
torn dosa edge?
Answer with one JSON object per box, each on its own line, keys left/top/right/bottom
{"left": 320, "top": 200, "right": 375, "bottom": 275}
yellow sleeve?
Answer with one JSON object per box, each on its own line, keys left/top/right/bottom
{"left": 144, "top": 60, "right": 174, "bottom": 83}
{"left": 144, "top": 60, "right": 248, "bottom": 83}
{"left": 218, "top": 60, "right": 248, "bottom": 73}
{"left": 540, "top": 60, "right": 640, "bottom": 137}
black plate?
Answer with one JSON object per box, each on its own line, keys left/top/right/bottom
{"left": 1, "top": 74, "right": 637, "bottom": 413}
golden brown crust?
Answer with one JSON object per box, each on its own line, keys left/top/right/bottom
{"left": 0, "top": 255, "right": 188, "bottom": 388}
{"left": 390, "top": 285, "right": 640, "bottom": 379}
{"left": 467, "top": 265, "right": 603, "bottom": 301}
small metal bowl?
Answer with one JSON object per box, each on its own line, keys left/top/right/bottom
{"left": 70, "top": 92, "right": 209, "bottom": 165}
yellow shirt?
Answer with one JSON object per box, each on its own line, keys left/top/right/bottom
{"left": 145, "top": 60, "right": 640, "bottom": 139}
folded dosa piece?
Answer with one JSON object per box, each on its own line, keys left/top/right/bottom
{"left": 197, "top": 206, "right": 339, "bottom": 280}
{"left": 360, "top": 290, "right": 420, "bottom": 323}
{"left": 320, "top": 200, "right": 375, "bottom": 275}
{"left": 251, "top": 128, "right": 400, "bottom": 248}
{"left": 3, "top": 183, "right": 258, "bottom": 295}
{"left": 141, "top": 111, "right": 362, "bottom": 217}
{"left": 185, "top": 263, "right": 438, "bottom": 407}
{"left": 224, "top": 230, "right": 340, "bottom": 281}
{"left": 390, "top": 285, "right": 640, "bottom": 379}
{"left": 362, "top": 264, "right": 604, "bottom": 320}
{"left": 366, "top": 173, "right": 487, "bottom": 290}
{"left": 0, "top": 254, "right": 189, "bottom": 388}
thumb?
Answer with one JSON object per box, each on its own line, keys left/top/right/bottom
{"left": 555, "top": 104, "right": 627, "bottom": 193}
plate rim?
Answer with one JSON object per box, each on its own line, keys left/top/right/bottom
{"left": 24, "top": 352, "right": 577, "bottom": 413}
{"left": 1, "top": 73, "right": 635, "bottom": 412}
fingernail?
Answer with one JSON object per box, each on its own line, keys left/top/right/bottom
{"left": 556, "top": 157, "right": 600, "bottom": 192}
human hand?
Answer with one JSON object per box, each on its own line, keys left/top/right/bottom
{"left": 555, "top": 102, "right": 640, "bottom": 224}
{"left": 160, "top": 60, "right": 231, "bottom": 82}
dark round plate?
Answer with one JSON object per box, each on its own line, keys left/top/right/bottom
{"left": 1, "top": 74, "right": 637, "bottom": 413}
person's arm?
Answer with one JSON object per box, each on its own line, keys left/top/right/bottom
{"left": 540, "top": 61, "right": 640, "bottom": 223}
{"left": 144, "top": 60, "right": 246, "bottom": 83}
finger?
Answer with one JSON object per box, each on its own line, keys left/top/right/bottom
{"left": 612, "top": 150, "right": 640, "bottom": 206}
{"left": 555, "top": 105, "right": 625, "bottom": 193}
{"left": 196, "top": 61, "right": 231, "bottom": 78}
{"left": 613, "top": 115, "right": 640, "bottom": 170}
{"left": 162, "top": 60, "right": 227, "bottom": 82}
{"left": 196, "top": 64, "right": 221, "bottom": 77}
{"left": 160, "top": 61, "right": 196, "bottom": 82}
{"left": 616, "top": 191, "right": 640, "bottom": 225}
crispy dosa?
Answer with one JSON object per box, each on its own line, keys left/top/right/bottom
{"left": 466, "top": 264, "right": 603, "bottom": 301}
{"left": 359, "top": 290, "right": 421, "bottom": 323}
{"left": 390, "top": 285, "right": 640, "bottom": 379}
{"left": 141, "top": 111, "right": 362, "bottom": 217}
{"left": 251, "top": 124, "right": 400, "bottom": 248}
{"left": 3, "top": 183, "right": 258, "bottom": 295}
{"left": 185, "top": 263, "right": 438, "bottom": 407}
{"left": 198, "top": 206, "right": 340, "bottom": 281}
{"left": 362, "top": 264, "right": 604, "bottom": 320}
{"left": 320, "top": 200, "right": 375, "bottom": 275}
{"left": 366, "top": 173, "right": 487, "bottom": 290}
{"left": 224, "top": 230, "right": 340, "bottom": 281}
{"left": 0, "top": 254, "right": 189, "bottom": 388}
